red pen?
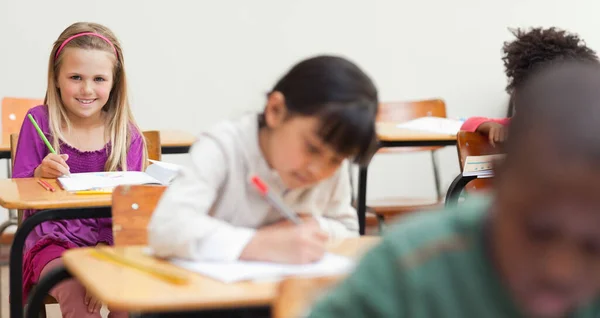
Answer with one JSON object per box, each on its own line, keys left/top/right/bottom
{"left": 250, "top": 176, "right": 302, "bottom": 224}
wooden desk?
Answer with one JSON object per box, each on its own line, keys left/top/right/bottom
{"left": 158, "top": 130, "right": 196, "bottom": 155}
{"left": 376, "top": 122, "right": 457, "bottom": 142}
{"left": 0, "top": 178, "right": 111, "bottom": 210}
{"left": 60, "top": 237, "right": 379, "bottom": 313}
{"left": 354, "top": 123, "right": 458, "bottom": 235}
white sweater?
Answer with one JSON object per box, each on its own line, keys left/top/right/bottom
{"left": 148, "top": 113, "right": 359, "bottom": 261}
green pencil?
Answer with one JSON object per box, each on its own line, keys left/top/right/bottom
{"left": 28, "top": 114, "right": 56, "bottom": 155}
{"left": 27, "top": 114, "right": 70, "bottom": 176}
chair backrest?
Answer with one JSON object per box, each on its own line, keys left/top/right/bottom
{"left": 112, "top": 185, "right": 166, "bottom": 246}
{"left": 10, "top": 133, "right": 24, "bottom": 226}
{"left": 456, "top": 131, "right": 504, "bottom": 193}
{"left": 10, "top": 133, "right": 18, "bottom": 170}
{"left": 273, "top": 276, "right": 344, "bottom": 318}
{"left": 1, "top": 97, "right": 43, "bottom": 146}
{"left": 377, "top": 99, "right": 447, "bottom": 153}
{"left": 142, "top": 130, "right": 161, "bottom": 161}
{"left": 377, "top": 98, "right": 446, "bottom": 122}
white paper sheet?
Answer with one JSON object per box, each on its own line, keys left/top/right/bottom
{"left": 151, "top": 250, "right": 355, "bottom": 283}
{"left": 396, "top": 117, "right": 464, "bottom": 135}
{"left": 58, "top": 171, "right": 161, "bottom": 191}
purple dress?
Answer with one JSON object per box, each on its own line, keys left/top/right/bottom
{"left": 12, "top": 105, "right": 144, "bottom": 300}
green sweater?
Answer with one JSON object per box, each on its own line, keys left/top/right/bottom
{"left": 308, "top": 197, "right": 600, "bottom": 318}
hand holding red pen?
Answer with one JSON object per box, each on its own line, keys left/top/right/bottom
{"left": 242, "top": 175, "right": 329, "bottom": 264}
{"left": 240, "top": 218, "right": 328, "bottom": 264}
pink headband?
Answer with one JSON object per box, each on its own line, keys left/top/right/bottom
{"left": 55, "top": 32, "right": 117, "bottom": 59}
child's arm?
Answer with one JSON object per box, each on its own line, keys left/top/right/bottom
{"left": 460, "top": 117, "right": 510, "bottom": 133}
{"left": 307, "top": 238, "right": 406, "bottom": 317}
{"left": 12, "top": 110, "right": 50, "bottom": 178}
{"left": 314, "top": 161, "right": 359, "bottom": 239}
{"left": 147, "top": 137, "right": 256, "bottom": 262}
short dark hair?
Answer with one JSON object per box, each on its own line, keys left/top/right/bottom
{"left": 503, "top": 27, "right": 598, "bottom": 95}
{"left": 266, "top": 55, "right": 379, "bottom": 166}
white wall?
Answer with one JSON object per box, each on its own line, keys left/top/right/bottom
{"left": 1, "top": 0, "right": 599, "bottom": 219}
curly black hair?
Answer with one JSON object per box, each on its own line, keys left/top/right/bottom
{"left": 503, "top": 27, "right": 598, "bottom": 95}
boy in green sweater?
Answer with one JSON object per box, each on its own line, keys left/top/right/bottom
{"left": 309, "top": 61, "right": 600, "bottom": 318}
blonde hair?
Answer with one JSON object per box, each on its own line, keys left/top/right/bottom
{"left": 44, "top": 22, "right": 147, "bottom": 171}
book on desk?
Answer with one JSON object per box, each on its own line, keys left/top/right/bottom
{"left": 57, "top": 160, "right": 181, "bottom": 192}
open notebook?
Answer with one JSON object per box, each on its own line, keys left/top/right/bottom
{"left": 396, "top": 117, "right": 464, "bottom": 135}
{"left": 462, "top": 154, "right": 505, "bottom": 178}
{"left": 146, "top": 248, "right": 355, "bottom": 283}
{"left": 58, "top": 160, "right": 181, "bottom": 192}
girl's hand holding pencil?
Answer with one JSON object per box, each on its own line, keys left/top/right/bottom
{"left": 28, "top": 114, "right": 71, "bottom": 178}
{"left": 34, "top": 153, "right": 70, "bottom": 178}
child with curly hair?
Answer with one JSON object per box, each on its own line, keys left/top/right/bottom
{"left": 461, "top": 27, "right": 598, "bottom": 145}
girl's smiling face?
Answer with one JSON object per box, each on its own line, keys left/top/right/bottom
{"left": 56, "top": 47, "right": 114, "bottom": 122}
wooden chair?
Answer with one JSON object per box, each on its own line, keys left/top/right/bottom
{"left": 1, "top": 97, "right": 43, "bottom": 147}
{"left": 1, "top": 98, "right": 41, "bottom": 248}
{"left": 112, "top": 185, "right": 167, "bottom": 245}
{"left": 143, "top": 130, "right": 161, "bottom": 162}
{"left": 10, "top": 133, "right": 24, "bottom": 227}
{"left": 456, "top": 131, "right": 503, "bottom": 193}
{"left": 273, "top": 276, "right": 344, "bottom": 318}
{"left": 367, "top": 99, "right": 446, "bottom": 222}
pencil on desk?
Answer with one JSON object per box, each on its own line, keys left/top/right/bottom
{"left": 74, "top": 189, "right": 113, "bottom": 195}
{"left": 37, "top": 179, "right": 56, "bottom": 192}
{"left": 90, "top": 249, "right": 189, "bottom": 285}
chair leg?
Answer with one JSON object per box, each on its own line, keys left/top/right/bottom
{"left": 430, "top": 150, "right": 442, "bottom": 201}
{"left": 38, "top": 305, "right": 47, "bottom": 318}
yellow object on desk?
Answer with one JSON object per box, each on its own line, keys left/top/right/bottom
{"left": 74, "top": 188, "right": 114, "bottom": 195}
{"left": 89, "top": 249, "right": 190, "bottom": 285}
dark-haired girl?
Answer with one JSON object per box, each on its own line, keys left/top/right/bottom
{"left": 148, "top": 55, "right": 379, "bottom": 264}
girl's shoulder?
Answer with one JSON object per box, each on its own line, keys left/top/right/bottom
{"left": 126, "top": 123, "right": 143, "bottom": 140}
{"left": 24, "top": 105, "right": 50, "bottom": 132}
{"left": 26, "top": 105, "right": 49, "bottom": 120}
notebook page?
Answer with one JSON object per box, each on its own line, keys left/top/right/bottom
{"left": 146, "top": 160, "right": 182, "bottom": 185}
{"left": 58, "top": 171, "right": 161, "bottom": 191}
{"left": 167, "top": 253, "right": 355, "bottom": 283}
{"left": 396, "top": 117, "right": 463, "bottom": 135}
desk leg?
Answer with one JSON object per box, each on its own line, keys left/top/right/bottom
{"left": 10, "top": 207, "right": 111, "bottom": 318}
{"left": 24, "top": 265, "right": 72, "bottom": 318}
{"left": 357, "top": 166, "right": 368, "bottom": 236}
{"left": 444, "top": 174, "right": 476, "bottom": 207}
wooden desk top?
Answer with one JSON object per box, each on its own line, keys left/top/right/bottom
{"left": 63, "top": 237, "right": 380, "bottom": 312}
{"left": 376, "top": 122, "right": 457, "bottom": 142}
{"left": 159, "top": 130, "right": 196, "bottom": 148}
{"left": 0, "top": 178, "right": 111, "bottom": 210}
